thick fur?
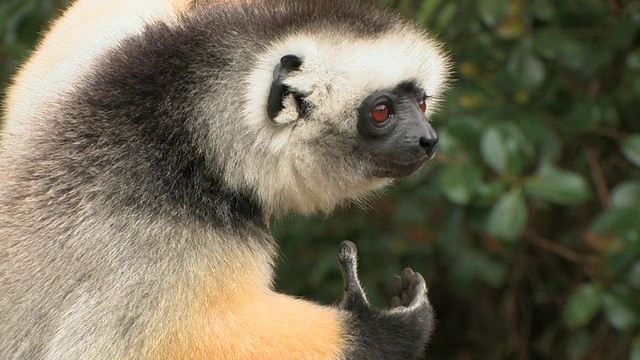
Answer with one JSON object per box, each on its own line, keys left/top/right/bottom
{"left": 0, "top": 0, "right": 451, "bottom": 359}
{"left": 3, "top": 0, "right": 192, "bottom": 144}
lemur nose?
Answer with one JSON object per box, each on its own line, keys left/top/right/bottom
{"left": 419, "top": 136, "right": 439, "bottom": 157}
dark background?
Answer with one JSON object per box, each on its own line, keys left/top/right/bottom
{"left": 1, "top": 0, "right": 639, "bottom": 358}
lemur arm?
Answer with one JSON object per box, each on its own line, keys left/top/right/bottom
{"left": 338, "top": 241, "right": 435, "bottom": 359}
{"left": 156, "top": 241, "right": 433, "bottom": 360}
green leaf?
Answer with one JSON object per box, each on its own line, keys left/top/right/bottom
{"left": 525, "top": 163, "right": 592, "bottom": 205}
{"left": 621, "top": 135, "right": 640, "bottom": 168}
{"left": 591, "top": 208, "right": 640, "bottom": 236}
{"left": 481, "top": 127, "right": 508, "bottom": 174}
{"left": 560, "top": 100, "right": 603, "bottom": 134}
{"left": 434, "top": 2, "right": 457, "bottom": 33}
{"left": 567, "top": 331, "right": 592, "bottom": 360}
{"left": 507, "top": 41, "right": 546, "bottom": 90}
{"left": 480, "top": 123, "right": 534, "bottom": 176}
{"left": 437, "top": 129, "right": 466, "bottom": 158}
{"left": 606, "top": 242, "right": 640, "bottom": 277}
{"left": 475, "top": 181, "right": 508, "bottom": 206}
{"left": 445, "top": 117, "right": 483, "bottom": 151}
{"left": 628, "top": 261, "right": 640, "bottom": 291}
{"left": 530, "top": 0, "right": 555, "bottom": 21}
{"left": 599, "top": 98, "right": 620, "bottom": 128}
{"left": 611, "top": 180, "right": 640, "bottom": 208}
{"left": 485, "top": 189, "right": 528, "bottom": 242}
{"left": 415, "top": 0, "right": 442, "bottom": 26}
{"left": 558, "top": 38, "right": 589, "bottom": 71}
{"left": 533, "top": 29, "right": 565, "bottom": 59}
{"left": 439, "top": 161, "right": 481, "bottom": 205}
{"left": 602, "top": 286, "right": 640, "bottom": 331}
{"left": 477, "top": 0, "right": 509, "bottom": 27}
{"left": 611, "top": 17, "right": 640, "bottom": 50}
{"left": 628, "top": 50, "right": 640, "bottom": 71}
{"left": 518, "top": 116, "right": 562, "bottom": 162}
{"left": 563, "top": 283, "right": 603, "bottom": 329}
{"left": 632, "top": 336, "right": 640, "bottom": 360}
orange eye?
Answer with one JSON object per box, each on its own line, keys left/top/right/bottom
{"left": 371, "top": 104, "right": 391, "bottom": 123}
{"left": 418, "top": 98, "right": 427, "bottom": 112}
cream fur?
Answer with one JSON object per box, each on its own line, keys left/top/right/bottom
{"left": 231, "top": 27, "right": 450, "bottom": 214}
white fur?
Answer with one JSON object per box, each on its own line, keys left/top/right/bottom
{"left": 234, "top": 27, "right": 450, "bottom": 214}
{"left": 246, "top": 27, "right": 450, "bottom": 128}
{"left": 3, "top": 0, "right": 450, "bottom": 216}
{"left": 2, "top": 0, "right": 193, "bottom": 152}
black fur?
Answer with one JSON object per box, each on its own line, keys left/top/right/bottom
{"left": 7, "top": 24, "right": 262, "bottom": 230}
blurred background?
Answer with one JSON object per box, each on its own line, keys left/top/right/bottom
{"left": 1, "top": 0, "right": 639, "bottom": 358}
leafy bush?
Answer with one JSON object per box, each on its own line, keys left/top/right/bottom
{"left": 2, "top": 0, "right": 639, "bottom": 358}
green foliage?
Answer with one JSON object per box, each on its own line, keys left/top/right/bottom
{"left": 525, "top": 163, "right": 592, "bottom": 205}
{"left": 1, "top": 0, "right": 639, "bottom": 358}
{"left": 632, "top": 337, "right": 640, "bottom": 360}
{"left": 623, "top": 135, "right": 640, "bottom": 168}
{"left": 0, "top": 0, "right": 68, "bottom": 89}
{"left": 563, "top": 283, "right": 603, "bottom": 329}
{"left": 486, "top": 188, "right": 527, "bottom": 241}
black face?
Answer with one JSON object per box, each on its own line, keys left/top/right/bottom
{"left": 357, "top": 81, "right": 438, "bottom": 178}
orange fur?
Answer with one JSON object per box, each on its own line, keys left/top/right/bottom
{"left": 152, "top": 291, "right": 346, "bottom": 360}
{"left": 139, "top": 244, "right": 346, "bottom": 360}
{"left": 141, "top": 258, "right": 346, "bottom": 360}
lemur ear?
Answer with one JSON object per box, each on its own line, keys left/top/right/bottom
{"left": 267, "top": 54, "right": 306, "bottom": 123}
{"left": 278, "top": 54, "right": 303, "bottom": 72}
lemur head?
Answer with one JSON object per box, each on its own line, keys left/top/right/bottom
{"left": 197, "top": 3, "right": 451, "bottom": 215}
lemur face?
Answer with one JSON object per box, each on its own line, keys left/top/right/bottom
{"left": 236, "top": 25, "right": 450, "bottom": 213}
{"left": 264, "top": 31, "right": 446, "bottom": 164}
{"left": 355, "top": 81, "right": 438, "bottom": 179}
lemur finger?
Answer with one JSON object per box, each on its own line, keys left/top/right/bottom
{"left": 390, "top": 296, "right": 403, "bottom": 308}
{"left": 338, "top": 240, "right": 357, "bottom": 259}
{"left": 393, "top": 274, "right": 403, "bottom": 295}
{"left": 409, "top": 272, "right": 428, "bottom": 308}
{"left": 338, "top": 241, "right": 369, "bottom": 308}
{"left": 400, "top": 267, "right": 415, "bottom": 289}
{"left": 338, "top": 241, "right": 359, "bottom": 283}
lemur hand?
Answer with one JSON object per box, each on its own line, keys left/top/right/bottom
{"left": 337, "top": 241, "right": 434, "bottom": 360}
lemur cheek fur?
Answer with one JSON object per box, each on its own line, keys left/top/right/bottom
{"left": 0, "top": 0, "right": 451, "bottom": 359}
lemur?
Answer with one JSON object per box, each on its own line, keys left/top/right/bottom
{"left": 0, "top": 0, "right": 451, "bottom": 358}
